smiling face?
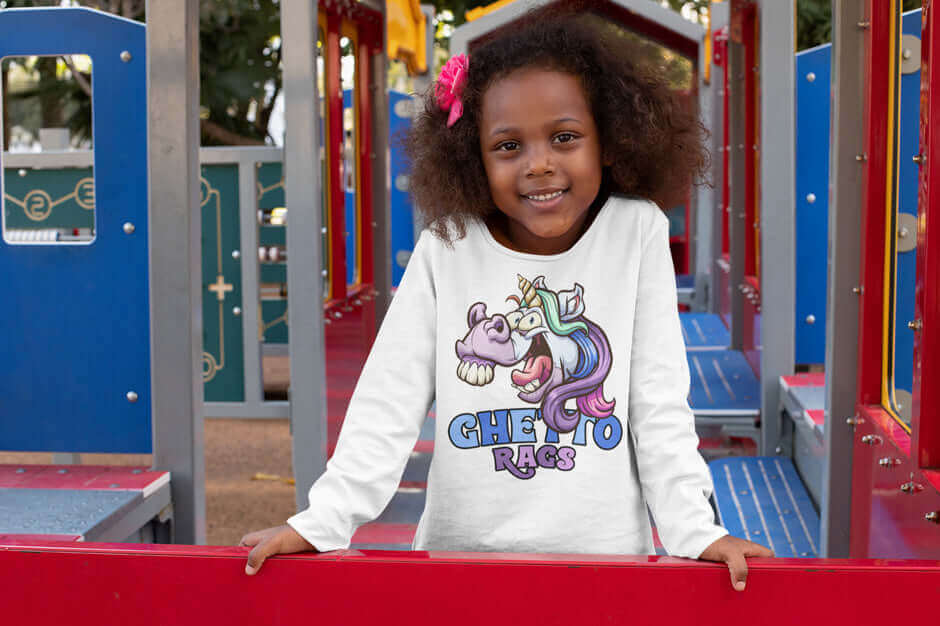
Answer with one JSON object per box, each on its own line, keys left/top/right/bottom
{"left": 479, "top": 68, "right": 604, "bottom": 255}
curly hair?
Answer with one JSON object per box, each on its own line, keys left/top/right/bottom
{"left": 405, "top": 4, "right": 709, "bottom": 243}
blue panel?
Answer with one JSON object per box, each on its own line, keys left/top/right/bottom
{"left": 389, "top": 90, "right": 416, "bottom": 287}
{"left": 0, "top": 9, "right": 150, "bottom": 452}
{"left": 679, "top": 312, "right": 730, "bottom": 351}
{"left": 686, "top": 351, "right": 760, "bottom": 414}
{"left": 710, "top": 457, "right": 820, "bottom": 558}
{"left": 894, "top": 10, "right": 922, "bottom": 395}
{"left": 794, "top": 44, "right": 831, "bottom": 365}
{"left": 342, "top": 89, "right": 357, "bottom": 286}
{"left": 675, "top": 274, "right": 694, "bottom": 290}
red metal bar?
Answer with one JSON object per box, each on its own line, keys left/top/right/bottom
{"left": 914, "top": 0, "right": 940, "bottom": 470}
{"left": 856, "top": 0, "right": 893, "bottom": 405}
{"left": 743, "top": 4, "right": 757, "bottom": 278}
{"left": 326, "top": 13, "right": 347, "bottom": 302}
{"left": 0, "top": 542, "right": 938, "bottom": 625}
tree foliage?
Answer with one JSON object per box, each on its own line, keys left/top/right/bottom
{"left": 1, "top": 0, "right": 281, "bottom": 148}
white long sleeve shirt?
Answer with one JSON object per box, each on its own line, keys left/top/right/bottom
{"left": 288, "top": 195, "right": 728, "bottom": 558}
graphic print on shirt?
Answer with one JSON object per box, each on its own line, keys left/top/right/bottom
{"left": 450, "top": 275, "right": 622, "bottom": 479}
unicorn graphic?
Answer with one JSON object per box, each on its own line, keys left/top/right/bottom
{"left": 454, "top": 275, "right": 616, "bottom": 433}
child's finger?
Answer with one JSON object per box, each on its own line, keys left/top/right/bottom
{"left": 746, "top": 542, "right": 774, "bottom": 558}
{"left": 238, "top": 530, "right": 263, "bottom": 547}
{"left": 725, "top": 551, "right": 748, "bottom": 592}
{"left": 245, "top": 536, "right": 280, "bottom": 576}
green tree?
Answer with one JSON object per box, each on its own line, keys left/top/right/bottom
{"left": 1, "top": 0, "right": 281, "bottom": 148}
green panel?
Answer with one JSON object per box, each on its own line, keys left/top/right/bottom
{"left": 259, "top": 262, "right": 287, "bottom": 284}
{"left": 200, "top": 165, "right": 245, "bottom": 402}
{"left": 3, "top": 167, "right": 95, "bottom": 232}
{"left": 259, "top": 224, "right": 285, "bottom": 246}
{"left": 261, "top": 299, "right": 288, "bottom": 344}
{"left": 256, "top": 162, "right": 284, "bottom": 209}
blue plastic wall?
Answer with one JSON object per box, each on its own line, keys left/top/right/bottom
{"left": 0, "top": 9, "right": 151, "bottom": 453}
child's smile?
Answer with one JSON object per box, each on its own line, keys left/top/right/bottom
{"left": 479, "top": 68, "right": 604, "bottom": 255}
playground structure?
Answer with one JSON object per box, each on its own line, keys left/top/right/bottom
{"left": 1, "top": 0, "right": 939, "bottom": 621}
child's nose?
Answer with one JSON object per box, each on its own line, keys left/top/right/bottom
{"left": 525, "top": 145, "right": 554, "bottom": 177}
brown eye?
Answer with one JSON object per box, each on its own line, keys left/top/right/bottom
{"left": 553, "top": 132, "right": 576, "bottom": 144}
{"left": 497, "top": 141, "right": 519, "bottom": 152}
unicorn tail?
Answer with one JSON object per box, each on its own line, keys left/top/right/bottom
{"left": 576, "top": 386, "right": 615, "bottom": 418}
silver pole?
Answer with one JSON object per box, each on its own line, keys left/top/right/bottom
{"left": 758, "top": 0, "right": 796, "bottom": 455}
{"left": 280, "top": 0, "right": 328, "bottom": 511}
{"left": 146, "top": 0, "right": 205, "bottom": 544}
{"left": 821, "top": 0, "right": 865, "bottom": 558}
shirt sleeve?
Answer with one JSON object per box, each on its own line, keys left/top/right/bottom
{"left": 287, "top": 231, "right": 437, "bottom": 551}
{"left": 628, "top": 208, "right": 728, "bottom": 559}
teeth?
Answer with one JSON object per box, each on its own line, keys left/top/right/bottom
{"left": 458, "top": 361, "right": 495, "bottom": 385}
{"left": 523, "top": 381, "right": 536, "bottom": 392}
{"left": 527, "top": 190, "right": 563, "bottom": 201}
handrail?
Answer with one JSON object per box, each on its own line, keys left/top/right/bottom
{"left": 1, "top": 540, "right": 938, "bottom": 624}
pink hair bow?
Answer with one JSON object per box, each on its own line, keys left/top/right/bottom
{"left": 436, "top": 54, "right": 468, "bottom": 128}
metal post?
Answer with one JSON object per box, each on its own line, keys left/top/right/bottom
{"left": 146, "top": 0, "right": 205, "bottom": 544}
{"left": 699, "top": 3, "right": 728, "bottom": 313}
{"left": 728, "top": 35, "right": 746, "bottom": 350}
{"left": 758, "top": 0, "right": 796, "bottom": 455}
{"left": 822, "top": 0, "right": 865, "bottom": 557}
{"left": 280, "top": 0, "right": 328, "bottom": 511}
{"left": 372, "top": 13, "right": 392, "bottom": 322}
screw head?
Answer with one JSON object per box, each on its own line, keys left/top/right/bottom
{"left": 806, "top": 72, "right": 816, "bottom": 82}
{"left": 120, "top": 50, "right": 132, "bottom": 62}
{"left": 232, "top": 250, "right": 241, "bottom": 260}
{"left": 233, "top": 306, "right": 242, "bottom": 316}
{"left": 321, "top": 269, "right": 328, "bottom": 277}
{"left": 126, "top": 390, "right": 139, "bottom": 403}
{"left": 123, "top": 222, "right": 135, "bottom": 234}
{"left": 806, "top": 193, "right": 816, "bottom": 204}
{"left": 806, "top": 314, "right": 816, "bottom": 325}
{"left": 17, "top": 169, "right": 27, "bottom": 177}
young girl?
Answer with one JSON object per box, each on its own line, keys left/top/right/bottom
{"left": 241, "top": 9, "right": 772, "bottom": 590}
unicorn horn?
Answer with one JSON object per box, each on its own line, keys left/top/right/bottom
{"left": 517, "top": 274, "right": 542, "bottom": 308}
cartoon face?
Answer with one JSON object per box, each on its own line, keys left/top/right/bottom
{"left": 454, "top": 275, "right": 615, "bottom": 433}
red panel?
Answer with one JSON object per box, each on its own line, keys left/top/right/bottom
{"left": 0, "top": 465, "right": 166, "bottom": 490}
{"left": 326, "top": 14, "right": 347, "bottom": 302}
{"left": 914, "top": 0, "right": 940, "bottom": 470}
{"left": 780, "top": 372, "right": 826, "bottom": 389}
{"left": 742, "top": 5, "right": 759, "bottom": 278}
{"left": 857, "top": 0, "right": 893, "bottom": 404}
{"left": 0, "top": 543, "right": 939, "bottom": 625}
{"left": 806, "top": 410, "right": 825, "bottom": 426}
{"left": 357, "top": 37, "right": 374, "bottom": 287}
{"left": 850, "top": 405, "right": 940, "bottom": 558}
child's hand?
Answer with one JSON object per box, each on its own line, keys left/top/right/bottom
{"left": 698, "top": 535, "right": 774, "bottom": 592}
{"left": 239, "top": 524, "right": 316, "bottom": 576}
